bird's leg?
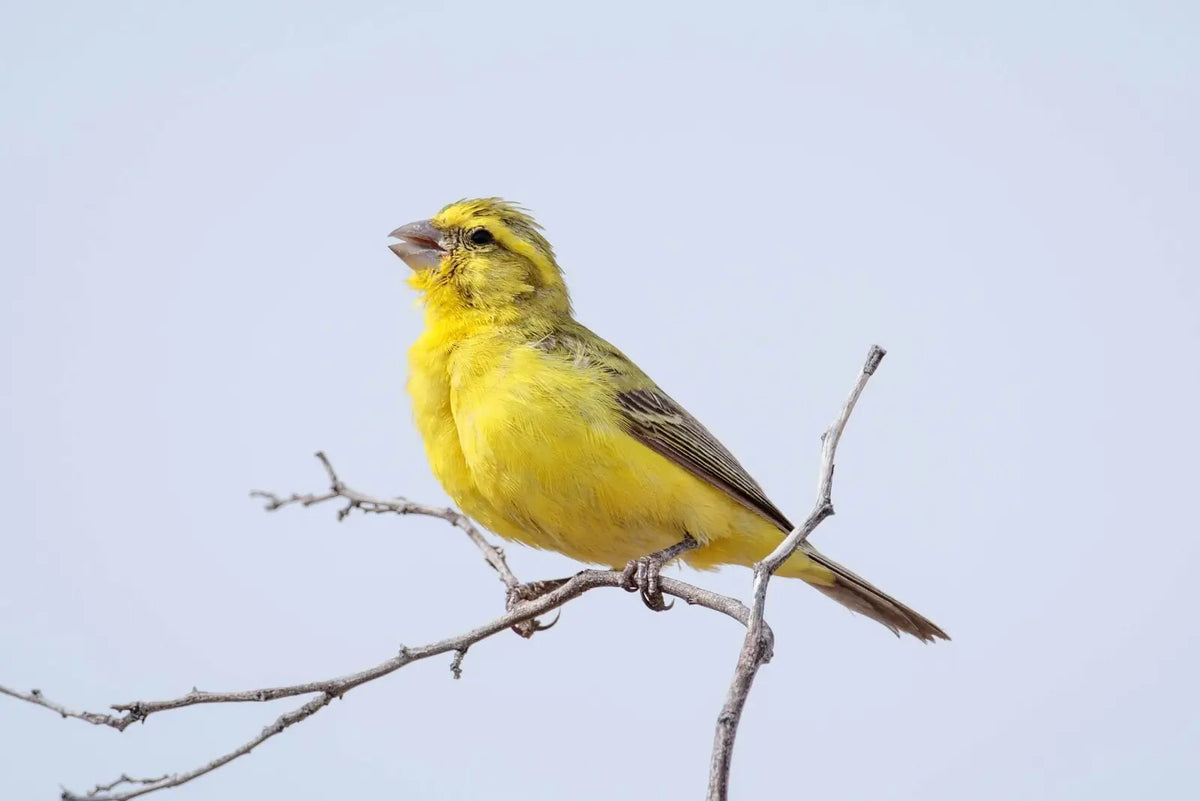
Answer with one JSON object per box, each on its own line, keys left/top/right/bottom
{"left": 620, "top": 534, "right": 700, "bottom": 612}
{"left": 505, "top": 578, "right": 570, "bottom": 638}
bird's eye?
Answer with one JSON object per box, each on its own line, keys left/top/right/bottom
{"left": 468, "top": 228, "right": 494, "bottom": 246}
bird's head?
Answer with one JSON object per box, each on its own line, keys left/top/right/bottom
{"left": 389, "top": 198, "right": 570, "bottom": 317}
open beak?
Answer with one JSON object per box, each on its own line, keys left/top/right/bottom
{"left": 388, "top": 219, "right": 447, "bottom": 271}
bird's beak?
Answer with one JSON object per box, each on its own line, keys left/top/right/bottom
{"left": 388, "top": 219, "right": 447, "bottom": 271}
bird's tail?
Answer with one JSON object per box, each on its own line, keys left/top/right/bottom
{"left": 778, "top": 544, "right": 949, "bottom": 643}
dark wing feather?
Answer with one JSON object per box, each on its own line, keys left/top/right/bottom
{"left": 529, "top": 326, "right": 793, "bottom": 532}
{"left": 615, "top": 388, "right": 794, "bottom": 532}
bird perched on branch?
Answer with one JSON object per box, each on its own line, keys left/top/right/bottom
{"left": 390, "top": 198, "right": 947, "bottom": 642}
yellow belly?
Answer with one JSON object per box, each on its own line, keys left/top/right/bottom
{"left": 408, "top": 325, "right": 826, "bottom": 578}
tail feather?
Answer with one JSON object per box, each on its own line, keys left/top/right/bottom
{"left": 798, "top": 544, "right": 949, "bottom": 643}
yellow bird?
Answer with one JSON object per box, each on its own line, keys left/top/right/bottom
{"left": 390, "top": 198, "right": 947, "bottom": 642}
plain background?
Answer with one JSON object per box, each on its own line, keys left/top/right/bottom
{"left": 3, "top": 2, "right": 1198, "bottom": 799}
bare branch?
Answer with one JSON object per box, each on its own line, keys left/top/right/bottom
{"left": 707, "top": 345, "right": 887, "bottom": 801}
{"left": 6, "top": 570, "right": 752, "bottom": 801}
{"left": 251, "top": 451, "right": 520, "bottom": 591}
{"left": 6, "top": 346, "right": 886, "bottom": 801}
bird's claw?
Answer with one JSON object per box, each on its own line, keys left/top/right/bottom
{"left": 511, "top": 610, "right": 561, "bottom": 639}
{"left": 620, "top": 535, "right": 699, "bottom": 612}
{"left": 621, "top": 555, "right": 674, "bottom": 612}
{"left": 506, "top": 579, "right": 569, "bottom": 638}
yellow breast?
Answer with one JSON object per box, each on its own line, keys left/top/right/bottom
{"left": 409, "top": 317, "right": 783, "bottom": 569}
{"left": 407, "top": 320, "right": 514, "bottom": 542}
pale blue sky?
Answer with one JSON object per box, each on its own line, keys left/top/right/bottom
{"left": 2, "top": 2, "right": 1198, "bottom": 799}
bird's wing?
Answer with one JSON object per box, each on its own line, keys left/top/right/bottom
{"left": 532, "top": 325, "right": 794, "bottom": 533}
{"left": 613, "top": 387, "right": 795, "bottom": 532}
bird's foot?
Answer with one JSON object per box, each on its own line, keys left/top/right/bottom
{"left": 505, "top": 579, "right": 568, "bottom": 638}
{"left": 620, "top": 534, "right": 700, "bottom": 612}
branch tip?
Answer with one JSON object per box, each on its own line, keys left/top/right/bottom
{"left": 863, "top": 344, "right": 887, "bottom": 375}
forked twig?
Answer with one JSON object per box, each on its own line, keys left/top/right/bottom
{"left": 251, "top": 451, "right": 521, "bottom": 592}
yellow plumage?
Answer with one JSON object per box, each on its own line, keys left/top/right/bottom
{"left": 393, "top": 198, "right": 947, "bottom": 642}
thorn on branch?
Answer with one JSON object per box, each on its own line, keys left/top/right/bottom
{"left": 449, "top": 648, "right": 468, "bottom": 680}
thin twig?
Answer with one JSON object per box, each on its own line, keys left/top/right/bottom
{"left": 252, "top": 451, "right": 521, "bottom": 592}
{"left": 81, "top": 775, "right": 171, "bottom": 797}
{"left": 0, "top": 687, "right": 128, "bottom": 730}
{"left": 706, "top": 345, "right": 887, "bottom": 801}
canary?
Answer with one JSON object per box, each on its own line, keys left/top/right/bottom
{"left": 390, "top": 199, "right": 947, "bottom": 642}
